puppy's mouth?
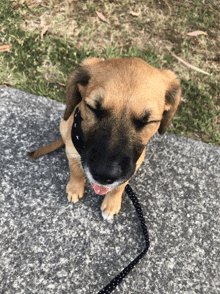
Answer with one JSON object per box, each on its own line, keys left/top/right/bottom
{"left": 84, "top": 166, "right": 122, "bottom": 195}
{"left": 92, "top": 183, "right": 110, "bottom": 195}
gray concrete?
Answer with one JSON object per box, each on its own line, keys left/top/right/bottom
{"left": 0, "top": 86, "right": 219, "bottom": 294}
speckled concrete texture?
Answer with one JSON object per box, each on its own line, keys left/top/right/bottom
{"left": 0, "top": 86, "right": 219, "bottom": 294}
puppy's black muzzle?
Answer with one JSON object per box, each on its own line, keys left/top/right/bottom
{"left": 87, "top": 146, "right": 136, "bottom": 185}
{"left": 82, "top": 123, "right": 138, "bottom": 186}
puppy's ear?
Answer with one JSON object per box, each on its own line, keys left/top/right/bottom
{"left": 64, "top": 66, "right": 90, "bottom": 120}
{"left": 158, "top": 70, "right": 181, "bottom": 135}
{"left": 64, "top": 58, "right": 101, "bottom": 120}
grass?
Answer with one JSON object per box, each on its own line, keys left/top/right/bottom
{"left": 0, "top": 0, "right": 219, "bottom": 146}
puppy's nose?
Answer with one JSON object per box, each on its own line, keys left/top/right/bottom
{"left": 93, "top": 163, "right": 122, "bottom": 185}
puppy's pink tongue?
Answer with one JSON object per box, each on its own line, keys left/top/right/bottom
{"left": 93, "top": 183, "right": 110, "bottom": 195}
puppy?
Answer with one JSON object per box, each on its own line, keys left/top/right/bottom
{"left": 27, "top": 57, "right": 181, "bottom": 219}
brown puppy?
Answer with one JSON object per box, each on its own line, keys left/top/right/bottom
{"left": 28, "top": 57, "right": 181, "bottom": 220}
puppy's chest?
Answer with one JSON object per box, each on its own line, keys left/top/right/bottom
{"left": 60, "top": 113, "right": 81, "bottom": 160}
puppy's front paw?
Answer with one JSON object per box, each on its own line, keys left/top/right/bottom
{"left": 101, "top": 192, "right": 122, "bottom": 219}
{"left": 67, "top": 190, "right": 83, "bottom": 203}
{"left": 66, "top": 178, "right": 85, "bottom": 203}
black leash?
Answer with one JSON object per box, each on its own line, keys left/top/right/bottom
{"left": 71, "top": 107, "right": 150, "bottom": 294}
{"left": 97, "top": 183, "right": 150, "bottom": 294}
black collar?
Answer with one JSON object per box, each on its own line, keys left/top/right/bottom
{"left": 71, "top": 107, "right": 85, "bottom": 155}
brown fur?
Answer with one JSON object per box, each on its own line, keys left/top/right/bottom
{"left": 27, "top": 137, "right": 64, "bottom": 160}
{"left": 27, "top": 57, "right": 181, "bottom": 218}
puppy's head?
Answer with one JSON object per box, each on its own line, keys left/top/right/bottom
{"left": 65, "top": 57, "right": 181, "bottom": 191}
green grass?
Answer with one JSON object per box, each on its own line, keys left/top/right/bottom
{"left": 169, "top": 78, "right": 219, "bottom": 145}
{"left": 0, "top": 0, "right": 219, "bottom": 146}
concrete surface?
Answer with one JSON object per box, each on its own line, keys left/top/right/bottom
{"left": 0, "top": 86, "right": 219, "bottom": 294}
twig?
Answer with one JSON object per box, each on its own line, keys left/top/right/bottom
{"left": 163, "top": 0, "right": 172, "bottom": 15}
{"left": 167, "top": 48, "right": 211, "bottom": 75}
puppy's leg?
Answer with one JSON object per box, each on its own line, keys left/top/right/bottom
{"left": 60, "top": 117, "right": 86, "bottom": 202}
{"left": 101, "top": 147, "right": 146, "bottom": 219}
{"left": 101, "top": 181, "right": 129, "bottom": 220}
{"left": 66, "top": 156, "right": 86, "bottom": 203}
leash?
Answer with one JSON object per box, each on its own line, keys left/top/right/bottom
{"left": 71, "top": 107, "right": 150, "bottom": 293}
{"left": 97, "top": 183, "right": 150, "bottom": 294}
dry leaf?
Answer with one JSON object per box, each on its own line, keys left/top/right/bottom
{"left": 187, "top": 31, "right": 207, "bottom": 36}
{"left": 41, "top": 26, "right": 49, "bottom": 39}
{"left": 0, "top": 45, "right": 12, "bottom": 52}
{"left": 73, "top": 29, "right": 80, "bottom": 37}
{"left": 58, "top": 82, "right": 65, "bottom": 87}
{"left": 129, "top": 11, "right": 140, "bottom": 17}
{"left": 96, "top": 11, "right": 107, "bottom": 22}
{"left": 2, "top": 83, "right": 11, "bottom": 87}
{"left": 22, "top": 15, "right": 30, "bottom": 20}
{"left": 13, "top": 3, "right": 20, "bottom": 8}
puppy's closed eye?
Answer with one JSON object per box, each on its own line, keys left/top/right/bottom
{"left": 86, "top": 103, "right": 96, "bottom": 112}
{"left": 132, "top": 110, "right": 161, "bottom": 131}
{"left": 133, "top": 118, "right": 148, "bottom": 130}
{"left": 86, "top": 103, "right": 105, "bottom": 120}
{"left": 133, "top": 118, "right": 161, "bottom": 131}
